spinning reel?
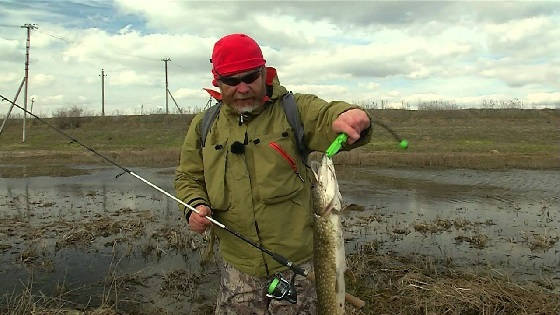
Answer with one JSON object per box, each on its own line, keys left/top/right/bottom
{"left": 266, "top": 272, "right": 298, "bottom": 304}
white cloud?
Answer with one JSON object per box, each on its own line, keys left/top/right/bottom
{"left": 483, "top": 15, "right": 560, "bottom": 60}
{"left": 285, "top": 84, "right": 349, "bottom": 101}
{"left": 32, "top": 73, "right": 55, "bottom": 86}
{"left": 1, "top": 0, "right": 559, "bottom": 115}
{"left": 43, "top": 94, "right": 64, "bottom": 103}
{"left": 108, "top": 70, "right": 156, "bottom": 86}
{"left": 527, "top": 92, "right": 560, "bottom": 106}
{"left": 481, "top": 63, "right": 560, "bottom": 87}
{"left": 485, "top": 17, "right": 549, "bottom": 45}
{"left": 118, "top": 24, "right": 134, "bottom": 35}
{"left": 173, "top": 88, "right": 205, "bottom": 100}
{"left": 0, "top": 72, "right": 19, "bottom": 85}
{"left": 360, "top": 82, "right": 380, "bottom": 90}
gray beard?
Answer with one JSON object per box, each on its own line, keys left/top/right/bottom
{"left": 236, "top": 104, "right": 260, "bottom": 114}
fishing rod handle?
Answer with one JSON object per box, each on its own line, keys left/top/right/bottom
{"left": 306, "top": 271, "right": 365, "bottom": 309}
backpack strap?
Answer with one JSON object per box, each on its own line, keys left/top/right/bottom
{"left": 200, "top": 102, "right": 222, "bottom": 148}
{"left": 281, "top": 92, "right": 308, "bottom": 158}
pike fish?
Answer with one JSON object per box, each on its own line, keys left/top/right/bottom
{"left": 312, "top": 155, "right": 346, "bottom": 315}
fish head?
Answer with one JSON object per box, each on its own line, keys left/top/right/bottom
{"left": 311, "top": 156, "right": 342, "bottom": 217}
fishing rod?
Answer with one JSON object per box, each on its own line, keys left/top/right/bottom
{"left": 326, "top": 119, "right": 408, "bottom": 158}
{"left": 0, "top": 94, "right": 373, "bottom": 307}
{"left": 0, "top": 94, "right": 302, "bottom": 270}
{"left": 372, "top": 118, "right": 409, "bottom": 149}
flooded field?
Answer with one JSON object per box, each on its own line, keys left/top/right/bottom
{"left": 1, "top": 164, "right": 559, "bottom": 314}
{"left": 340, "top": 167, "right": 560, "bottom": 282}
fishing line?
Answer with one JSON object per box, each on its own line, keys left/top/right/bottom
{"left": 0, "top": 94, "right": 306, "bottom": 277}
{"left": 372, "top": 118, "right": 409, "bottom": 149}
{"left": 1, "top": 94, "right": 389, "bottom": 307}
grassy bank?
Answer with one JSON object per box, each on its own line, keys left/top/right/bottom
{"left": 1, "top": 109, "right": 558, "bottom": 170}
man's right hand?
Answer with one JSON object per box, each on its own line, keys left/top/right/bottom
{"left": 189, "top": 205, "right": 213, "bottom": 234}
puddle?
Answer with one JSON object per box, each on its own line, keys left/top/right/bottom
{"left": 1, "top": 165, "right": 559, "bottom": 312}
{"left": 337, "top": 166, "right": 560, "bottom": 284}
{"left": 0, "top": 164, "right": 92, "bottom": 178}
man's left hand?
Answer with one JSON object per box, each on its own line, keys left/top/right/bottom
{"left": 332, "top": 109, "right": 370, "bottom": 145}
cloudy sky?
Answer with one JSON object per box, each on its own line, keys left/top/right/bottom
{"left": 1, "top": 0, "right": 559, "bottom": 116}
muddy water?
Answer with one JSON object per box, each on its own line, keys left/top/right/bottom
{"left": 1, "top": 165, "right": 559, "bottom": 312}
{"left": 338, "top": 167, "right": 560, "bottom": 285}
{"left": 0, "top": 165, "right": 216, "bottom": 313}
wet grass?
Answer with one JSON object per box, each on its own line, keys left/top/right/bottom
{"left": 455, "top": 234, "right": 489, "bottom": 249}
{"left": 414, "top": 219, "right": 454, "bottom": 234}
{"left": 160, "top": 270, "right": 204, "bottom": 302}
{"left": 525, "top": 232, "right": 560, "bottom": 251}
{"left": 345, "top": 242, "right": 560, "bottom": 315}
{"left": 1, "top": 205, "right": 558, "bottom": 314}
{"left": 0, "top": 206, "right": 210, "bottom": 314}
{"left": 1, "top": 109, "right": 559, "bottom": 170}
{"left": 413, "top": 218, "right": 495, "bottom": 235}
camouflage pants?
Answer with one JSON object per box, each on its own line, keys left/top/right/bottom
{"left": 215, "top": 258, "right": 317, "bottom": 315}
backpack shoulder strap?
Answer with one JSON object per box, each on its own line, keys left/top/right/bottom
{"left": 201, "top": 96, "right": 307, "bottom": 155}
{"left": 200, "top": 102, "right": 222, "bottom": 148}
{"left": 281, "top": 92, "right": 308, "bottom": 157}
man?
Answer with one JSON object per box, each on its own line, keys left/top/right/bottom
{"left": 175, "top": 33, "right": 371, "bottom": 314}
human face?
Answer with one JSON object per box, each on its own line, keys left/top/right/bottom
{"left": 218, "top": 67, "right": 266, "bottom": 113}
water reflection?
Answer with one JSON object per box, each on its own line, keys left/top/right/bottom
{"left": 336, "top": 166, "right": 560, "bottom": 283}
{"left": 1, "top": 165, "right": 559, "bottom": 305}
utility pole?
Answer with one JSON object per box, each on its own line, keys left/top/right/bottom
{"left": 30, "top": 97, "right": 34, "bottom": 113}
{"left": 21, "top": 23, "right": 37, "bottom": 143}
{"left": 100, "top": 68, "right": 106, "bottom": 116}
{"left": 0, "top": 77, "right": 25, "bottom": 135}
{"left": 162, "top": 58, "right": 170, "bottom": 114}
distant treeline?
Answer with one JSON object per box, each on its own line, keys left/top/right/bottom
{"left": 356, "top": 98, "right": 557, "bottom": 110}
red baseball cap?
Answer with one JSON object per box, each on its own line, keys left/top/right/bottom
{"left": 211, "top": 33, "right": 266, "bottom": 86}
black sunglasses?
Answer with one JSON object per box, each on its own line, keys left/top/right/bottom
{"left": 218, "top": 69, "right": 262, "bottom": 86}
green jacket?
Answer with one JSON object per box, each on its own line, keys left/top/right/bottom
{"left": 175, "top": 77, "right": 371, "bottom": 277}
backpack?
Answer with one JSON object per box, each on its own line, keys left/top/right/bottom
{"left": 199, "top": 92, "right": 309, "bottom": 158}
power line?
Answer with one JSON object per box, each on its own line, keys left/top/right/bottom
{"left": 35, "top": 29, "right": 71, "bottom": 43}
{"left": 3, "top": 24, "right": 196, "bottom": 116}
{"left": 31, "top": 27, "right": 161, "bottom": 63}
{"left": 172, "top": 62, "right": 189, "bottom": 70}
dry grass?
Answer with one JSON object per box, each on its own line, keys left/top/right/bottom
{"left": 54, "top": 211, "right": 154, "bottom": 249}
{"left": 346, "top": 242, "right": 560, "bottom": 315}
{"left": 333, "top": 150, "right": 560, "bottom": 169}
{"left": 0, "top": 212, "right": 189, "bottom": 315}
{"left": 455, "top": 234, "right": 489, "bottom": 249}
{"left": 0, "top": 276, "right": 113, "bottom": 315}
{"left": 160, "top": 270, "right": 204, "bottom": 302}
{"left": 413, "top": 219, "right": 453, "bottom": 234}
{"left": 1, "top": 109, "right": 559, "bottom": 170}
{"left": 151, "top": 224, "right": 204, "bottom": 251}
{"left": 523, "top": 231, "right": 560, "bottom": 251}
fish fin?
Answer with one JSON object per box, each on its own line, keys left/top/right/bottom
{"left": 321, "top": 201, "right": 335, "bottom": 217}
{"left": 310, "top": 160, "right": 320, "bottom": 181}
